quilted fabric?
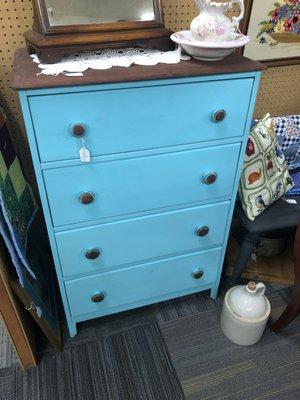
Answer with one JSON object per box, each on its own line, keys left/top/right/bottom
{"left": 0, "top": 106, "right": 38, "bottom": 283}
{"left": 272, "top": 115, "right": 300, "bottom": 170}
{"left": 286, "top": 169, "right": 300, "bottom": 196}
{"left": 239, "top": 114, "right": 294, "bottom": 221}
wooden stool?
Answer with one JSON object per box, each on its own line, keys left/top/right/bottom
{"left": 230, "top": 197, "right": 300, "bottom": 331}
{"left": 231, "top": 196, "right": 300, "bottom": 283}
{"left": 271, "top": 223, "right": 300, "bottom": 332}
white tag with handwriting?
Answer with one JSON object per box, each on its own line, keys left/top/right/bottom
{"left": 79, "top": 147, "right": 91, "bottom": 163}
{"left": 79, "top": 139, "right": 91, "bottom": 162}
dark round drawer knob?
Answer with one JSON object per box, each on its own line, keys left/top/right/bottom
{"left": 196, "top": 226, "right": 209, "bottom": 237}
{"left": 212, "top": 109, "right": 226, "bottom": 123}
{"left": 192, "top": 270, "right": 204, "bottom": 280}
{"left": 203, "top": 172, "right": 218, "bottom": 185}
{"left": 85, "top": 249, "right": 101, "bottom": 260}
{"left": 72, "top": 123, "right": 86, "bottom": 137}
{"left": 79, "top": 192, "right": 95, "bottom": 205}
{"left": 91, "top": 293, "right": 105, "bottom": 303}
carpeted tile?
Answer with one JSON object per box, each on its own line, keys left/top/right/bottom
{"left": 14, "top": 341, "right": 106, "bottom": 400}
{"left": 154, "top": 290, "right": 223, "bottom": 324}
{"left": 270, "top": 282, "right": 292, "bottom": 292}
{"left": 92, "top": 304, "right": 156, "bottom": 338}
{"left": 160, "top": 291, "right": 300, "bottom": 400}
{"left": 0, "top": 367, "right": 15, "bottom": 400}
{"left": 40, "top": 304, "right": 157, "bottom": 357}
{"left": 1, "top": 282, "right": 299, "bottom": 400}
{"left": 277, "top": 286, "right": 293, "bottom": 304}
{"left": 154, "top": 283, "right": 275, "bottom": 324}
{"left": 101, "top": 323, "right": 184, "bottom": 400}
{"left": 13, "top": 323, "right": 184, "bottom": 400}
{"left": 0, "top": 319, "right": 18, "bottom": 368}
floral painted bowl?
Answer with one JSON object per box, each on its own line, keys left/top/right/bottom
{"left": 171, "top": 31, "right": 250, "bottom": 61}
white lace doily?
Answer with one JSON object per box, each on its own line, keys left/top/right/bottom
{"left": 32, "top": 47, "right": 190, "bottom": 76}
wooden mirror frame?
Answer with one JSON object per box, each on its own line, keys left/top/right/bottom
{"left": 25, "top": 0, "right": 173, "bottom": 63}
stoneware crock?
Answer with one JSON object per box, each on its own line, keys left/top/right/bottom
{"left": 220, "top": 282, "right": 271, "bottom": 346}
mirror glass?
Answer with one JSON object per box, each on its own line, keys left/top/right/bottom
{"left": 45, "top": 0, "right": 156, "bottom": 26}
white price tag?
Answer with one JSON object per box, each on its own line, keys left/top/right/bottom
{"left": 79, "top": 148, "right": 91, "bottom": 163}
{"left": 251, "top": 252, "right": 257, "bottom": 261}
{"left": 285, "top": 199, "right": 297, "bottom": 204}
{"left": 79, "top": 139, "right": 91, "bottom": 163}
{"left": 36, "top": 306, "right": 42, "bottom": 318}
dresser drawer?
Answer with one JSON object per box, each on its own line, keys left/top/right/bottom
{"left": 56, "top": 201, "right": 229, "bottom": 278}
{"left": 44, "top": 143, "right": 240, "bottom": 226}
{"left": 65, "top": 247, "right": 222, "bottom": 317}
{"left": 29, "top": 78, "right": 253, "bottom": 163}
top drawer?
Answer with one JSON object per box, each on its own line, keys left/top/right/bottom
{"left": 29, "top": 78, "right": 253, "bottom": 163}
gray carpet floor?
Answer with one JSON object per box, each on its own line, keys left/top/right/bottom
{"left": 1, "top": 283, "right": 299, "bottom": 400}
{"left": 0, "top": 320, "right": 18, "bottom": 369}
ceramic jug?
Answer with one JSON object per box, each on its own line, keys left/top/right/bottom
{"left": 191, "top": 0, "right": 245, "bottom": 42}
{"left": 220, "top": 282, "right": 271, "bottom": 346}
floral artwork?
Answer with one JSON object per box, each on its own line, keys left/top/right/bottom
{"left": 257, "top": 0, "right": 300, "bottom": 45}
{"left": 243, "top": 0, "right": 300, "bottom": 65}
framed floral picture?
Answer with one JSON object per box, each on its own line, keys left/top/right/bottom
{"left": 241, "top": 0, "right": 300, "bottom": 66}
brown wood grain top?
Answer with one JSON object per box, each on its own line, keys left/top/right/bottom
{"left": 13, "top": 47, "right": 266, "bottom": 90}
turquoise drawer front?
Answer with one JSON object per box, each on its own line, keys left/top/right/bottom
{"left": 56, "top": 201, "right": 230, "bottom": 278}
{"left": 44, "top": 143, "right": 240, "bottom": 226}
{"left": 29, "top": 78, "right": 253, "bottom": 162}
{"left": 65, "top": 247, "right": 222, "bottom": 317}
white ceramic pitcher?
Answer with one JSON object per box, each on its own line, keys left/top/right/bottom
{"left": 191, "top": 0, "right": 245, "bottom": 42}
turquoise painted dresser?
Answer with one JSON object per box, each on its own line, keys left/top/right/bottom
{"left": 13, "top": 49, "right": 264, "bottom": 336}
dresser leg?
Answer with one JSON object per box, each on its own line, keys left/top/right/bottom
{"left": 210, "top": 286, "right": 218, "bottom": 300}
{"left": 68, "top": 322, "right": 77, "bottom": 337}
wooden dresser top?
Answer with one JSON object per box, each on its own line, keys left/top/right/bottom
{"left": 13, "top": 48, "right": 266, "bottom": 90}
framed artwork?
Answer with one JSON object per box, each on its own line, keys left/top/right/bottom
{"left": 241, "top": 0, "right": 300, "bottom": 66}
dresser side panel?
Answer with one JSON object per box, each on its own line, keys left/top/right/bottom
{"left": 17, "top": 91, "right": 76, "bottom": 336}
{"left": 211, "top": 72, "right": 262, "bottom": 299}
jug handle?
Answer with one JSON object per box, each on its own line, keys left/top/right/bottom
{"left": 256, "top": 282, "right": 266, "bottom": 296}
{"left": 229, "top": 0, "right": 245, "bottom": 27}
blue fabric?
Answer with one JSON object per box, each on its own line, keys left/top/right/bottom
{"left": 0, "top": 107, "right": 38, "bottom": 284}
{"left": 286, "top": 169, "right": 300, "bottom": 196}
{"left": 272, "top": 115, "right": 300, "bottom": 170}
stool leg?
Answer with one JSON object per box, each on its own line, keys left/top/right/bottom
{"left": 271, "top": 224, "right": 300, "bottom": 332}
{"left": 230, "top": 233, "right": 259, "bottom": 284}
